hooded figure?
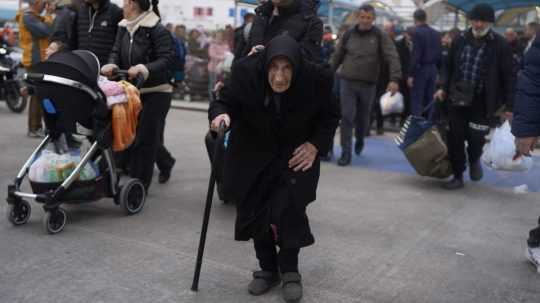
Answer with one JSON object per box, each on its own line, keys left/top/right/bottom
{"left": 208, "top": 34, "right": 339, "bottom": 302}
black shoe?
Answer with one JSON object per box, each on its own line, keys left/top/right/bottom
{"left": 528, "top": 227, "right": 540, "bottom": 248}
{"left": 248, "top": 271, "right": 280, "bottom": 296}
{"left": 354, "top": 140, "right": 364, "bottom": 156}
{"left": 282, "top": 272, "right": 303, "bottom": 303}
{"left": 320, "top": 150, "right": 333, "bottom": 162}
{"left": 442, "top": 177, "right": 465, "bottom": 190}
{"left": 337, "top": 152, "right": 351, "bottom": 166}
{"left": 158, "top": 158, "right": 176, "bottom": 184}
{"left": 469, "top": 161, "right": 483, "bottom": 181}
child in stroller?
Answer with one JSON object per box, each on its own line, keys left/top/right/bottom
{"left": 6, "top": 50, "right": 147, "bottom": 234}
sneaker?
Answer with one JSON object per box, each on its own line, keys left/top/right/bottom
{"left": 442, "top": 177, "right": 464, "bottom": 190}
{"left": 281, "top": 272, "right": 303, "bottom": 303}
{"left": 248, "top": 271, "right": 280, "bottom": 296}
{"left": 158, "top": 158, "right": 176, "bottom": 184}
{"left": 469, "top": 161, "right": 483, "bottom": 181}
{"left": 526, "top": 246, "right": 540, "bottom": 273}
{"left": 27, "top": 129, "right": 45, "bottom": 138}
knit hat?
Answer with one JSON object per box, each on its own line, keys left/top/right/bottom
{"left": 468, "top": 4, "right": 495, "bottom": 23}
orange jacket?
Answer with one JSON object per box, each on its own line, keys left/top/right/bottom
{"left": 16, "top": 10, "right": 53, "bottom": 68}
{"left": 111, "top": 81, "right": 142, "bottom": 152}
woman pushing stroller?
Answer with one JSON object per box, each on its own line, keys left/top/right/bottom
{"left": 102, "top": 0, "right": 176, "bottom": 191}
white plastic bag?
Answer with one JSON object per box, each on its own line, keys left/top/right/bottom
{"left": 380, "top": 91, "right": 404, "bottom": 116}
{"left": 482, "top": 121, "right": 533, "bottom": 172}
{"left": 29, "top": 149, "right": 98, "bottom": 183}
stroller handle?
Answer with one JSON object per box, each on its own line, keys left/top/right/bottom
{"left": 110, "top": 68, "right": 145, "bottom": 89}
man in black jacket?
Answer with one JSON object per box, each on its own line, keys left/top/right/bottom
{"left": 209, "top": 35, "right": 339, "bottom": 303}
{"left": 233, "top": 12, "right": 255, "bottom": 59}
{"left": 435, "top": 4, "right": 514, "bottom": 190}
{"left": 241, "top": 0, "right": 323, "bottom": 63}
{"left": 49, "top": 0, "right": 123, "bottom": 66}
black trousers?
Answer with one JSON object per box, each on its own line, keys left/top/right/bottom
{"left": 254, "top": 230, "right": 300, "bottom": 273}
{"left": 528, "top": 218, "right": 540, "bottom": 247}
{"left": 155, "top": 118, "right": 175, "bottom": 172}
{"left": 129, "top": 92, "right": 172, "bottom": 189}
{"left": 447, "top": 106, "right": 489, "bottom": 178}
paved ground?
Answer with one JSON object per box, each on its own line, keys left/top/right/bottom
{"left": 1, "top": 104, "right": 540, "bottom": 303}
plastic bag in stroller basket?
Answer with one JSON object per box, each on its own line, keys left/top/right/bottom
{"left": 29, "top": 149, "right": 99, "bottom": 184}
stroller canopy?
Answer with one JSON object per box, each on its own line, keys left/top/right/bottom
{"left": 30, "top": 50, "right": 101, "bottom": 88}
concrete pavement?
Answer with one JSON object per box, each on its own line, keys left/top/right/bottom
{"left": 1, "top": 105, "right": 539, "bottom": 303}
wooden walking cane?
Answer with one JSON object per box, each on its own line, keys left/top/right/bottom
{"left": 191, "top": 121, "right": 227, "bottom": 291}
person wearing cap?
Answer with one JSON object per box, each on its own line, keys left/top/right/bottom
{"left": 435, "top": 3, "right": 514, "bottom": 190}
{"left": 209, "top": 34, "right": 339, "bottom": 302}
{"left": 408, "top": 9, "right": 441, "bottom": 120}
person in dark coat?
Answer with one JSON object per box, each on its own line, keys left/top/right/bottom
{"left": 233, "top": 13, "right": 255, "bottom": 59}
{"left": 241, "top": 0, "right": 323, "bottom": 63}
{"left": 435, "top": 4, "right": 514, "bottom": 190}
{"left": 101, "top": 0, "right": 176, "bottom": 191}
{"left": 46, "top": 0, "right": 78, "bottom": 54}
{"left": 396, "top": 26, "right": 414, "bottom": 125}
{"left": 511, "top": 34, "right": 540, "bottom": 263}
{"left": 208, "top": 34, "right": 339, "bottom": 303}
{"left": 49, "top": 0, "right": 123, "bottom": 66}
{"left": 408, "top": 9, "right": 441, "bottom": 120}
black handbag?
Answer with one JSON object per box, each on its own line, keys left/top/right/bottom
{"left": 449, "top": 80, "right": 475, "bottom": 107}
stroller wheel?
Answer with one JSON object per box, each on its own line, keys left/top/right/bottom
{"left": 7, "top": 200, "right": 31, "bottom": 226}
{"left": 119, "top": 178, "right": 146, "bottom": 215}
{"left": 43, "top": 208, "right": 67, "bottom": 234}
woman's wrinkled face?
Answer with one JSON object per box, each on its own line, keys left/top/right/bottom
{"left": 268, "top": 56, "right": 293, "bottom": 93}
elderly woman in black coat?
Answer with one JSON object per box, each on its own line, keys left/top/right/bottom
{"left": 209, "top": 35, "right": 339, "bottom": 303}
{"left": 101, "top": 0, "right": 176, "bottom": 191}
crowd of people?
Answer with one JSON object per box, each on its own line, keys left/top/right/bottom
{"left": 12, "top": 0, "right": 540, "bottom": 302}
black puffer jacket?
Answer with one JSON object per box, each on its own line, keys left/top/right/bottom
{"left": 51, "top": 0, "right": 123, "bottom": 66}
{"left": 50, "top": 4, "right": 77, "bottom": 51}
{"left": 108, "top": 12, "right": 176, "bottom": 89}
{"left": 243, "top": 0, "right": 323, "bottom": 62}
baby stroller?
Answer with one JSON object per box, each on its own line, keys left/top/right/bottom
{"left": 6, "top": 50, "right": 146, "bottom": 234}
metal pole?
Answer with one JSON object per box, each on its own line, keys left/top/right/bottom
{"left": 329, "top": 0, "right": 334, "bottom": 31}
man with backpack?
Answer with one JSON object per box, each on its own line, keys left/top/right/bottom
{"left": 331, "top": 4, "right": 401, "bottom": 166}
{"left": 241, "top": 0, "right": 323, "bottom": 63}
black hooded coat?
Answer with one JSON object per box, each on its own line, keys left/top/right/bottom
{"left": 243, "top": 0, "right": 323, "bottom": 62}
{"left": 208, "top": 35, "right": 339, "bottom": 249}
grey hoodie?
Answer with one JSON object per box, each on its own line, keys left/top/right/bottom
{"left": 331, "top": 26, "right": 401, "bottom": 84}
